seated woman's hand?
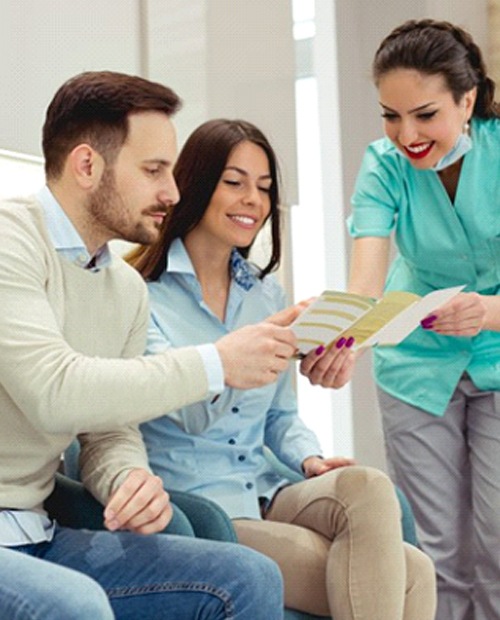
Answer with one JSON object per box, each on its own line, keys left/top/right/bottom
{"left": 299, "top": 339, "right": 356, "bottom": 389}
{"left": 302, "top": 455, "right": 356, "bottom": 478}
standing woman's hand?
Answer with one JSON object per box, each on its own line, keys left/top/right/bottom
{"left": 420, "top": 292, "right": 487, "bottom": 336}
{"left": 299, "top": 339, "right": 356, "bottom": 389}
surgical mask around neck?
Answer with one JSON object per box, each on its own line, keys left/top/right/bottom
{"left": 430, "top": 130, "right": 472, "bottom": 172}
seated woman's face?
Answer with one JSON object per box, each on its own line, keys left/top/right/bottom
{"left": 195, "top": 140, "right": 273, "bottom": 250}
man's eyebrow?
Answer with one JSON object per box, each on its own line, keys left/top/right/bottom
{"left": 142, "top": 158, "right": 172, "bottom": 166}
{"left": 224, "top": 165, "right": 272, "bottom": 180}
{"left": 379, "top": 101, "right": 438, "bottom": 114}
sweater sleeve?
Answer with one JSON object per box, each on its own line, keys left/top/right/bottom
{"left": 78, "top": 290, "right": 153, "bottom": 503}
{"left": 0, "top": 206, "right": 210, "bottom": 436}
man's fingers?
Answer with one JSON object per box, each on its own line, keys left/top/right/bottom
{"left": 104, "top": 470, "right": 168, "bottom": 531}
{"left": 216, "top": 323, "right": 298, "bottom": 389}
{"left": 104, "top": 469, "right": 146, "bottom": 523}
{"left": 119, "top": 494, "right": 172, "bottom": 534}
{"left": 265, "top": 301, "right": 312, "bottom": 327}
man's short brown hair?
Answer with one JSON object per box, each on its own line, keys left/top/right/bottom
{"left": 42, "top": 71, "right": 182, "bottom": 179}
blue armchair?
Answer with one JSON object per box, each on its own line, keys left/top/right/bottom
{"left": 50, "top": 443, "right": 418, "bottom": 620}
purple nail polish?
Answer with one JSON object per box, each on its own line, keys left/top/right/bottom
{"left": 421, "top": 315, "right": 437, "bottom": 329}
{"left": 315, "top": 345, "right": 325, "bottom": 356}
{"left": 336, "top": 337, "right": 346, "bottom": 349}
{"left": 346, "top": 336, "right": 355, "bottom": 348}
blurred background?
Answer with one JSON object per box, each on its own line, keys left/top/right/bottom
{"left": 1, "top": 0, "right": 498, "bottom": 470}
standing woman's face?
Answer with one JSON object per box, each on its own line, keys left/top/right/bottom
{"left": 377, "top": 68, "right": 476, "bottom": 169}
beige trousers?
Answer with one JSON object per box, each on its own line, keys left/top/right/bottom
{"left": 233, "top": 466, "right": 436, "bottom": 620}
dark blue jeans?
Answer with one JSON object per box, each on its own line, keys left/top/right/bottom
{"left": 11, "top": 525, "right": 284, "bottom": 619}
{"left": 0, "top": 545, "right": 113, "bottom": 620}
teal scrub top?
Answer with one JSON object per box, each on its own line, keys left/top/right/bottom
{"left": 349, "top": 117, "right": 500, "bottom": 415}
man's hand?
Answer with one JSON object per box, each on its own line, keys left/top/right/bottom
{"left": 300, "top": 341, "right": 356, "bottom": 389}
{"left": 103, "top": 468, "right": 172, "bottom": 535}
{"left": 216, "top": 323, "right": 297, "bottom": 389}
{"left": 264, "top": 299, "right": 313, "bottom": 327}
{"left": 302, "top": 455, "right": 356, "bottom": 478}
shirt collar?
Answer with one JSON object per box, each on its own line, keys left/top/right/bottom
{"left": 37, "top": 185, "right": 112, "bottom": 270}
{"left": 167, "top": 238, "right": 257, "bottom": 292}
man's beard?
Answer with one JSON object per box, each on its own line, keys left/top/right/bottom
{"left": 87, "top": 167, "right": 163, "bottom": 246}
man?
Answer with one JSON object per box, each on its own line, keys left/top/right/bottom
{"left": 0, "top": 70, "right": 293, "bottom": 619}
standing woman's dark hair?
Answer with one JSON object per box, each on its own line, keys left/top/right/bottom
{"left": 372, "top": 19, "right": 499, "bottom": 119}
{"left": 128, "top": 119, "right": 282, "bottom": 281}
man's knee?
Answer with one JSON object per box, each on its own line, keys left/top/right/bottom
{"left": 76, "top": 583, "right": 114, "bottom": 620}
{"left": 54, "top": 575, "right": 114, "bottom": 620}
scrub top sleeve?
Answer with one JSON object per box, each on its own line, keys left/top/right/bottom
{"left": 348, "top": 145, "right": 400, "bottom": 239}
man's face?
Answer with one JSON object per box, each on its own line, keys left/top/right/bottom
{"left": 87, "top": 111, "right": 179, "bottom": 246}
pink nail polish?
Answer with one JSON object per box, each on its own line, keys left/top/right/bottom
{"left": 336, "top": 337, "right": 346, "bottom": 349}
{"left": 315, "top": 345, "right": 325, "bottom": 356}
{"left": 346, "top": 336, "right": 355, "bottom": 348}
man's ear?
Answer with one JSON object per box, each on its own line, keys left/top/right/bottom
{"left": 68, "top": 144, "right": 105, "bottom": 189}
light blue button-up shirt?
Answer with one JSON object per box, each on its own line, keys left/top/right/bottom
{"left": 141, "top": 238, "right": 322, "bottom": 519}
{"left": 349, "top": 116, "right": 500, "bottom": 415}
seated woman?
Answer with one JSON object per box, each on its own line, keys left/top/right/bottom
{"left": 128, "top": 119, "right": 436, "bottom": 620}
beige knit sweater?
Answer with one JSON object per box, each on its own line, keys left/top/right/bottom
{"left": 0, "top": 197, "right": 209, "bottom": 512}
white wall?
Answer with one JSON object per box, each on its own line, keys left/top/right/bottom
{"left": 0, "top": 0, "right": 141, "bottom": 157}
{"left": 146, "top": 0, "right": 297, "bottom": 202}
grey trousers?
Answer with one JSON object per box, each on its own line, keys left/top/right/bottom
{"left": 379, "top": 375, "right": 500, "bottom": 620}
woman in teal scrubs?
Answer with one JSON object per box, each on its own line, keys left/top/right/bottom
{"left": 348, "top": 19, "right": 500, "bottom": 620}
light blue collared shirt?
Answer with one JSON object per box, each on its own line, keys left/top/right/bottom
{"left": 38, "top": 186, "right": 112, "bottom": 270}
{"left": 141, "top": 239, "right": 322, "bottom": 519}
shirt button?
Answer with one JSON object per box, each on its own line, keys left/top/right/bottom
{"left": 238, "top": 455, "right": 246, "bottom": 462}
{"left": 228, "top": 438, "right": 236, "bottom": 445}
{"left": 245, "top": 482, "right": 253, "bottom": 490}
{"left": 231, "top": 407, "right": 239, "bottom": 413}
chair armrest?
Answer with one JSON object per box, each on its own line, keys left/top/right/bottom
{"left": 45, "top": 473, "right": 106, "bottom": 530}
{"left": 169, "top": 489, "right": 238, "bottom": 543}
